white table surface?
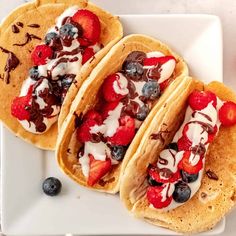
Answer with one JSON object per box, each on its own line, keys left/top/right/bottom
{"left": 0, "top": 0, "right": 236, "bottom": 235}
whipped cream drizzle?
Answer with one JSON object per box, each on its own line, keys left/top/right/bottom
{"left": 17, "top": 7, "right": 101, "bottom": 133}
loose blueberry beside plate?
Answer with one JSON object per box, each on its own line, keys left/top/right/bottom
{"left": 42, "top": 177, "right": 62, "bottom": 196}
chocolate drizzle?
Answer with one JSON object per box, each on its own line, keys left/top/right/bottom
{"left": 27, "top": 24, "right": 40, "bottom": 28}
{"left": 192, "top": 111, "right": 212, "bottom": 122}
{"left": 16, "top": 22, "right": 24, "bottom": 28}
{"left": 206, "top": 170, "right": 218, "bottom": 180}
{"left": 150, "top": 129, "right": 170, "bottom": 143}
{"left": 13, "top": 33, "right": 41, "bottom": 47}
{"left": 74, "top": 112, "right": 83, "bottom": 128}
{"left": 12, "top": 25, "right": 20, "bottom": 33}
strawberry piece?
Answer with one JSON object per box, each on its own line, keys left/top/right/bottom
{"left": 159, "top": 78, "right": 170, "bottom": 92}
{"left": 178, "top": 151, "right": 203, "bottom": 174}
{"left": 77, "top": 119, "right": 98, "bottom": 143}
{"left": 84, "top": 109, "right": 103, "bottom": 124}
{"left": 82, "top": 47, "right": 95, "bottom": 65}
{"left": 177, "top": 135, "right": 192, "bottom": 151}
{"left": 102, "top": 73, "right": 128, "bottom": 102}
{"left": 72, "top": 9, "right": 101, "bottom": 44}
{"left": 207, "top": 125, "right": 218, "bottom": 143}
{"left": 78, "top": 38, "right": 91, "bottom": 47}
{"left": 188, "top": 90, "right": 217, "bottom": 110}
{"left": 219, "top": 101, "right": 236, "bottom": 126}
{"left": 87, "top": 154, "right": 112, "bottom": 186}
{"left": 146, "top": 185, "right": 172, "bottom": 209}
{"left": 31, "top": 44, "right": 53, "bottom": 66}
{"left": 108, "top": 116, "right": 135, "bottom": 146}
{"left": 143, "top": 56, "right": 176, "bottom": 66}
{"left": 102, "top": 101, "right": 119, "bottom": 120}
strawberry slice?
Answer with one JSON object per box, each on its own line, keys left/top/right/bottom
{"left": 178, "top": 151, "right": 203, "bottom": 174}
{"left": 108, "top": 116, "right": 135, "bottom": 146}
{"left": 77, "top": 119, "right": 98, "bottom": 143}
{"left": 82, "top": 47, "right": 95, "bottom": 65}
{"left": 207, "top": 125, "right": 218, "bottom": 143}
{"left": 146, "top": 185, "right": 172, "bottom": 209}
{"left": 102, "top": 101, "right": 119, "bottom": 120}
{"left": 188, "top": 90, "right": 217, "bottom": 110}
{"left": 84, "top": 109, "right": 103, "bottom": 124}
{"left": 72, "top": 9, "right": 101, "bottom": 45}
{"left": 159, "top": 78, "right": 170, "bottom": 92}
{"left": 31, "top": 45, "right": 53, "bottom": 66}
{"left": 143, "top": 56, "right": 176, "bottom": 66}
{"left": 177, "top": 135, "right": 192, "bottom": 151}
{"left": 219, "top": 101, "right": 236, "bottom": 126}
{"left": 87, "top": 154, "right": 112, "bottom": 186}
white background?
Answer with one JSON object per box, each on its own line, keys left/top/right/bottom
{"left": 0, "top": 0, "right": 236, "bottom": 236}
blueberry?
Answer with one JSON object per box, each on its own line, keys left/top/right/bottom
{"left": 42, "top": 177, "right": 62, "bottom": 196}
{"left": 147, "top": 175, "right": 163, "bottom": 187}
{"left": 167, "top": 142, "right": 178, "bottom": 152}
{"left": 59, "top": 23, "right": 79, "bottom": 38}
{"left": 136, "top": 105, "right": 149, "bottom": 121}
{"left": 29, "top": 66, "right": 39, "bottom": 80}
{"left": 45, "top": 32, "right": 59, "bottom": 45}
{"left": 181, "top": 170, "right": 199, "bottom": 183}
{"left": 61, "top": 76, "right": 73, "bottom": 88}
{"left": 173, "top": 181, "right": 191, "bottom": 203}
{"left": 123, "top": 61, "right": 144, "bottom": 79}
{"left": 111, "top": 146, "right": 126, "bottom": 161}
{"left": 142, "top": 79, "right": 160, "bottom": 100}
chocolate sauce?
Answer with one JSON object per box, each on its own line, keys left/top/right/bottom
{"left": 74, "top": 112, "right": 83, "bottom": 128}
{"left": 0, "top": 46, "right": 20, "bottom": 84}
{"left": 150, "top": 129, "right": 170, "bottom": 143}
{"left": 16, "top": 22, "right": 24, "bottom": 28}
{"left": 147, "top": 64, "right": 161, "bottom": 80}
{"left": 191, "top": 143, "right": 206, "bottom": 156}
{"left": 13, "top": 33, "right": 41, "bottom": 47}
{"left": 56, "top": 47, "right": 83, "bottom": 58}
{"left": 192, "top": 111, "right": 212, "bottom": 122}
{"left": 159, "top": 157, "right": 168, "bottom": 165}
{"left": 98, "top": 177, "right": 115, "bottom": 186}
{"left": 206, "top": 170, "right": 218, "bottom": 180}
{"left": 187, "top": 120, "right": 214, "bottom": 134}
{"left": 28, "top": 24, "right": 40, "bottom": 28}
{"left": 12, "top": 25, "right": 20, "bottom": 33}
{"left": 159, "top": 168, "right": 173, "bottom": 179}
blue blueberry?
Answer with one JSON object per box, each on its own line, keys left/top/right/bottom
{"left": 111, "top": 146, "right": 126, "bottom": 161}
{"left": 142, "top": 80, "right": 160, "bottom": 100}
{"left": 45, "top": 32, "right": 59, "bottom": 45}
{"left": 136, "top": 105, "right": 149, "bottom": 121}
{"left": 42, "top": 177, "right": 62, "bottom": 196}
{"left": 123, "top": 61, "right": 144, "bottom": 79}
{"left": 181, "top": 170, "right": 199, "bottom": 183}
{"left": 173, "top": 181, "right": 191, "bottom": 203}
{"left": 29, "top": 66, "right": 39, "bottom": 80}
{"left": 167, "top": 142, "right": 178, "bottom": 152}
{"left": 59, "top": 24, "right": 79, "bottom": 38}
{"left": 147, "top": 175, "right": 163, "bottom": 187}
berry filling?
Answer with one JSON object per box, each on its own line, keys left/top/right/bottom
{"left": 146, "top": 90, "right": 236, "bottom": 210}
{"left": 75, "top": 50, "right": 177, "bottom": 186}
{"left": 11, "top": 7, "right": 102, "bottom": 133}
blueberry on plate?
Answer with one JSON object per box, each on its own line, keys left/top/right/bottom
{"left": 59, "top": 23, "right": 80, "bottom": 38}
{"left": 111, "top": 145, "right": 126, "bottom": 161}
{"left": 142, "top": 79, "right": 160, "bottom": 100}
{"left": 123, "top": 61, "right": 144, "bottom": 79}
{"left": 136, "top": 105, "right": 149, "bottom": 121}
{"left": 45, "top": 32, "right": 59, "bottom": 45}
{"left": 167, "top": 142, "right": 178, "bottom": 152}
{"left": 173, "top": 181, "right": 191, "bottom": 203}
{"left": 147, "top": 175, "right": 163, "bottom": 187}
{"left": 29, "top": 66, "right": 39, "bottom": 80}
{"left": 42, "top": 177, "right": 62, "bottom": 196}
{"left": 181, "top": 170, "right": 199, "bottom": 183}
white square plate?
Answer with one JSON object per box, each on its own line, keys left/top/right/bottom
{"left": 1, "top": 14, "right": 223, "bottom": 235}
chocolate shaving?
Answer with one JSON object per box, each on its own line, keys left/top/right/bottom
{"left": 27, "top": 24, "right": 40, "bottom": 28}
{"left": 201, "top": 192, "right": 207, "bottom": 199}
{"left": 67, "top": 148, "right": 71, "bottom": 154}
{"left": 206, "top": 170, "right": 218, "bottom": 180}
{"left": 12, "top": 25, "right": 20, "bottom": 33}
{"left": 16, "top": 22, "right": 24, "bottom": 28}
{"left": 150, "top": 129, "right": 170, "bottom": 144}
{"left": 13, "top": 33, "right": 41, "bottom": 47}
{"left": 74, "top": 112, "right": 83, "bottom": 128}
{"left": 98, "top": 177, "right": 115, "bottom": 186}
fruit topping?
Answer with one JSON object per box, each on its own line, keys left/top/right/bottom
{"left": 110, "top": 145, "right": 127, "bottom": 161}
{"left": 31, "top": 44, "right": 53, "bottom": 66}
{"left": 42, "top": 177, "right": 62, "bottom": 196}
{"left": 136, "top": 105, "right": 149, "bottom": 121}
{"left": 142, "top": 79, "right": 160, "bottom": 100}
{"left": 159, "top": 78, "right": 170, "bottom": 92}
{"left": 188, "top": 90, "right": 217, "bottom": 110}
{"left": 167, "top": 142, "right": 179, "bottom": 152}
{"left": 83, "top": 109, "right": 103, "bottom": 125}
{"left": 72, "top": 9, "right": 101, "bottom": 44}
{"left": 44, "top": 32, "right": 59, "bottom": 45}
{"left": 29, "top": 66, "right": 40, "bottom": 80}
{"left": 143, "top": 56, "right": 176, "bottom": 66}
{"left": 207, "top": 125, "right": 218, "bottom": 143}
{"left": 177, "top": 135, "right": 192, "bottom": 151}
{"left": 59, "top": 23, "right": 82, "bottom": 39}
{"left": 180, "top": 170, "right": 198, "bottom": 183}
{"left": 123, "top": 51, "right": 146, "bottom": 65}
{"left": 219, "top": 101, "right": 236, "bottom": 126}
{"left": 102, "top": 101, "right": 119, "bottom": 120}
{"left": 87, "top": 154, "right": 112, "bottom": 186}
{"left": 173, "top": 181, "right": 191, "bottom": 203}
{"left": 82, "top": 47, "right": 95, "bottom": 65}
{"left": 122, "top": 61, "right": 144, "bottom": 79}
{"left": 147, "top": 175, "right": 163, "bottom": 187}
{"left": 108, "top": 115, "right": 135, "bottom": 146}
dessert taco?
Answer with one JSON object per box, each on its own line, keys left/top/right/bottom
{"left": 56, "top": 34, "right": 189, "bottom": 193}
{"left": 0, "top": 0, "right": 123, "bottom": 150}
{"left": 120, "top": 77, "right": 236, "bottom": 233}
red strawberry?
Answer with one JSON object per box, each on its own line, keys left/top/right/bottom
{"left": 87, "top": 154, "right": 112, "bottom": 186}
{"left": 159, "top": 78, "right": 170, "bottom": 91}
{"left": 82, "top": 47, "right": 95, "bottom": 65}
{"left": 102, "top": 101, "right": 119, "bottom": 120}
{"left": 11, "top": 86, "right": 33, "bottom": 121}
{"left": 84, "top": 109, "right": 102, "bottom": 124}
{"left": 77, "top": 119, "right": 98, "bottom": 143}
{"left": 177, "top": 135, "right": 192, "bottom": 151}
{"left": 31, "top": 45, "right": 53, "bottom": 65}
{"left": 143, "top": 56, "right": 176, "bottom": 66}
{"left": 72, "top": 9, "right": 101, "bottom": 44}
{"left": 102, "top": 74, "right": 128, "bottom": 102}
{"left": 178, "top": 151, "right": 203, "bottom": 174}
{"left": 78, "top": 38, "right": 91, "bottom": 47}
{"left": 146, "top": 185, "right": 172, "bottom": 209}
{"left": 219, "top": 101, "right": 236, "bottom": 126}
{"left": 207, "top": 125, "right": 218, "bottom": 143}
{"left": 108, "top": 116, "right": 135, "bottom": 146}
{"left": 188, "top": 90, "right": 217, "bottom": 110}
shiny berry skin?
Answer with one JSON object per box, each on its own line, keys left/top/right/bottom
{"left": 42, "top": 177, "right": 62, "bottom": 196}
{"left": 102, "top": 101, "right": 119, "bottom": 120}
{"left": 207, "top": 125, "right": 218, "bottom": 143}
{"left": 143, "top": 56, "right": 176, "bottom": 66}
{"left": 44, "top": 32, "right": 59, "bottom": 45}
{"left": 177, "top": 135, "right": 192, "bottom": 151}
{"left": 188, "top": 90, "right": 217, "bottom": 110}
{"left": 142, "top": 80, "right": 160, "bottom": 100}
{"left": 147, "top": 175, "right": 163, "bottom": 187}
{"left": 29, "top": 66, "right": 39, "bottom": 80}
{"left": 82, "top": 47, "right": 95, "bottom": 65}
{"left": 181, "top": 170, "right": 198, "bottom": 183}
{"left": 173, "top": 181, "right": 191, "bottom": 203}
{"left": 77, "top": 119, "right": 98, "bottom": 143}
{"left": 31, "top": 44, "right": 53, "bottom": 65}
{"left": 111, "top": 145, "right": 126, "bottom": 161}
{"left": 219, "top": 101, "right": 236, "bottom": 126}
{"left": 136, "top": 105, "right": 149, "bottom": 121}
{"left": 84, "top": 110, "right": 103, "bottom": 125}
{"left": 123, "top": 61, "right": 144, "bottom": 79}
{"left": 167, "top": 142, "right": 179, "bottom": 151}
{"left": 59, "top": 23, "right": 80, "bottom": 38}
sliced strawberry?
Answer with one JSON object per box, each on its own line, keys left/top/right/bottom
{"left": 188, "top": 90, "right": 217, "bottom": 110}
{"left": 143, "top": 56, "right": 176, "bottom": 66}
{"left": 78, "top": 38, "right": 91, "bottom": 47}
{"left": 82, "top": 47, "right": 95, "bottom": 65}
{"left": 87, "top": 154, "right": 112, "bottom": 186}
{"left": 108, "top": 116, "right": 135, "bottom": 146}
{"left": 207, "top": 125, "right": 218, "bottom": 143}
{"left": 72, "top": 9, "right": 101, "bottom": 44}
{"left": 219, "top": 101, "right": 236, "bottom": 126}
{"left": 77, "top": 119, "right": 98, "bottom": 143}
{"left": 84, "top": 109, "right": 103, "bottom": 124}
{"left": 177, "top": 135, "right": 192, "bottom": 151}
{"left": 102, "top": 101, "right": 119, "bottom": 120}
{"left": 159, "top": 78, "right": 170, "bottom": 92}
{"left": 102, "top": 73, "right": 128, "bottom": 102}
{"left": 178, "top": 151, "right": 203, "bottom": 174}
{"left": 146, "top": 185, "right": 172, "bottom": 209}
{"left": 31, "top": 44, "right": 53, "bottom": 65}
